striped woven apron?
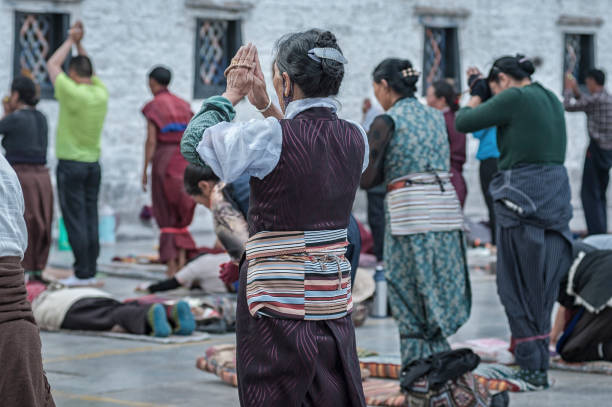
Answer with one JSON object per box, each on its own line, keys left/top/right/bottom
{"left": 386, "top": 172, "right": 464, "bottom": 236}
{"left": 244, "top": 229, "right": 353, "bottom": 320}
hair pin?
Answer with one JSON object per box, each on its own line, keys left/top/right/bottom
{"left": 401, "top": 68, "right": 420, "bottom": 78}
{"left": 307, "top": 48, "right": 348, "bottom": 65}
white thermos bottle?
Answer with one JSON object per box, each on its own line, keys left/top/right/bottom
{"left": 372, "top": 265, "right": 387, "bottom": 317}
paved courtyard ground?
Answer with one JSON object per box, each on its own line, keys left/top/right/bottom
{"left": 42, "top": 239, "right": 612, "bottom": 407}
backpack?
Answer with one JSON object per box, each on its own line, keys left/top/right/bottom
{"left": 400, "top": 348, "right": 509, "bottom": 407}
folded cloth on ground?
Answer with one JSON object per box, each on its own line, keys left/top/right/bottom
{"left": 360, "top": 358, "right": 402, "bottom": 379}
{"left": 362, "top": 379, "right": 405, "bottom": 406}
{"left": 549, "top": 357, "right": 612, "bottom": 375}
{"left": 195, "top": 344, "right": 238, "bottom": 387}
{"left": 472, "top": 363, "right": 548, "bottom": 392}
{"left": 451, "top": 337, "right": 515, "bottom": 364}
{"left": 357, "top": 347, "right": 379, "bottom": 358}
{"left": 112, "top": 254, "right": 160, "bottom": 264}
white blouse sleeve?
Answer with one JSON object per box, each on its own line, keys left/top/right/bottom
{"left": 345, "top": 119, "right": 370, "bottom": 173}
{"left": 196, "top": 117, "right": 283, "bottom": 183}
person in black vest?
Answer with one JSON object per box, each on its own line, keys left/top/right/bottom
{"left": 181, "top": 33, "right": 368, "bottom": 406}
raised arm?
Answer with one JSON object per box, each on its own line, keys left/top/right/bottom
{"left": 181, "top": 44, "right": 253, "bottom": 166}
{"left": 181, "top": 44, "right": 283, "bottom": 185}
{"left": 455, "top": 88, "right": 518, "bottom": 133}
{"left": 72, "top": 21, "right": 88, "bottom": 57}
{"left": 180, "top": 96, "right": 237, "bottom": 167}
{"left": 563, "top": 74, "right": 592, "bottom": 112}
{"left": 46, "top": 36, "right": 74, "bottom": 84}
{"left": 46, "top": 21, "right": 85, "bottom": 84}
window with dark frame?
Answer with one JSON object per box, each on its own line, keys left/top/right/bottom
{"left": 563, "top": 33, "right": 595, "bottom": 92}
{"left": 13, "top": 11, "right": 70, "bottom": 100}
{"left": 422, "top": 26, "right": 461, "bottom": 95}
{"left": 194, "top": 19, "right": 242, "bottom": 99}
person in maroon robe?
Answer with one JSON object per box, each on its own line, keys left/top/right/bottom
{"left": 142, "top": 66, "right": 196, "bottom": 276}
{"left": 426, "top": 80, "right": 467, "bottom": 207}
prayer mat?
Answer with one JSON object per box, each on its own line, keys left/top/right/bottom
{"left": 357, "top": 347, "right": 380, "bottom": 358}
{"left": 362, "top": 377, "right": 502, "bottom": 406}
{"left": 362, "top": 379, "right": 405, "bottom": 406}
{"left": 44, "top": 329, "right": 210, "bottom": 344}
{"left": 549, "top": 357, "right": 612, "bottom": 375}
{"left": 472, "top": 363, "right": 550, "bottom": 392}
{"left": 195, "top": 344, "right": 238, "bottom": 387}
{"left": 359, "top": 356, "right": 402, "bottom": 379}
{"left": 97, "top": 262, "right": 167, "bottom": 280}
{"left": 111, "top": 254, "right": 160, "bottom": 264}
{"left": 358, "top": 357, "right": 532, "bottom": 393}
{"left": 196, "top": 345, "right": 372, "bottom": 388}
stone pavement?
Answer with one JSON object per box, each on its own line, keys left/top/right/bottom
{"left": 42, "top": 240, "right": 612, "bottom": 406}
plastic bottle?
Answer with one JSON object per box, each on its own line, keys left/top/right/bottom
{"left": 372, "top": 265, "right": 388, "bottom": 318}
{"left": 99, "top": 205, "right": 116, "bottom": 244}
{"left": 58, "top": 217, "right": 71, "bottom": 251}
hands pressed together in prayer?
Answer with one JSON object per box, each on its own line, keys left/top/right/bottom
{"left": 68, "top": 21, "right": 84, "bottom": 44}
{"left": 222, "top": 43, "right": 280, "bottom": 117}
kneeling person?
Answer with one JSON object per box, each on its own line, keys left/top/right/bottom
{"left": 141, "top": 164, "right": 249, "bottom": 293}
{"left": 553, "top": 240, "right": 612, "bottom": 362}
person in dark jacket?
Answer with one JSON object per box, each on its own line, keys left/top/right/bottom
{"left": 426, "top": 80, "right": 467, "bottom": 207}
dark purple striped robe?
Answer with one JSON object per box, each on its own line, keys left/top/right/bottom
{"left": 236, "top": 107, "right": 367, "bottom": 407}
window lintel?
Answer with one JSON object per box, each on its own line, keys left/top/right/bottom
{"left": 557, "top": 15, "right": 603, "bottom": 27}
{"left": 185, "top": 0, "right": 255, "bottom": 12}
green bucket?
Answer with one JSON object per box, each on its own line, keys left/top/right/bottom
{"left": 58, "top": 217, "right": 72, "bottom": 251}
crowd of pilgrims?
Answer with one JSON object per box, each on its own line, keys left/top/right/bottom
{"left": 2, "top": 20, "right": 612, "bottom": 407}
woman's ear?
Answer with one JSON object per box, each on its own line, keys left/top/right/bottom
{"left": 9, "top": 91, "right": 19, "bottom": 106}
{"left": 380, "top": 79, "right": 389, "bottom": 91}
{"left": 498, "top": 72, "right": 510, "bottom": 88}
{"left": 197, "top": 180, "right": 212, "bottom": 196}
{"left": 282, "top": 72, "right": 291, "bottom": 97}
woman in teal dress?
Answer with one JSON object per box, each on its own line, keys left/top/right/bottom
{"left": 361, "top": 58, "right": 471, "bottom": 370}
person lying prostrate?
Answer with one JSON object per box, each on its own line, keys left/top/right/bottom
{"left": 28, "top": 284, "right": 195, "bottom": 337}
{"left": 139, "top": 164, "right": 249, "bottom": 293}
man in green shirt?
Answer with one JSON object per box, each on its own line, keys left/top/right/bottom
{"left": 46, "top": 21, "right": 108, "bottom": 286}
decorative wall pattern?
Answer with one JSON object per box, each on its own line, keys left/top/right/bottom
{"left": 563, "top": 33, "right": 581, "bottom": 86}
{"left": 198, "top": 20, "right": 228, "bottom": 87}
{"left": 422, "top": 26, "right": 460, "bottom": 94}
{"left": 17, "top": 14, "right": 51, "bottom": 85}
{"left": 423, "top": 27, "right": 446, "bottom": 89}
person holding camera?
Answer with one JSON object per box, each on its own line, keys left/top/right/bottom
{"left": 455, "top": 55, "right": 573, "bottom": 390}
